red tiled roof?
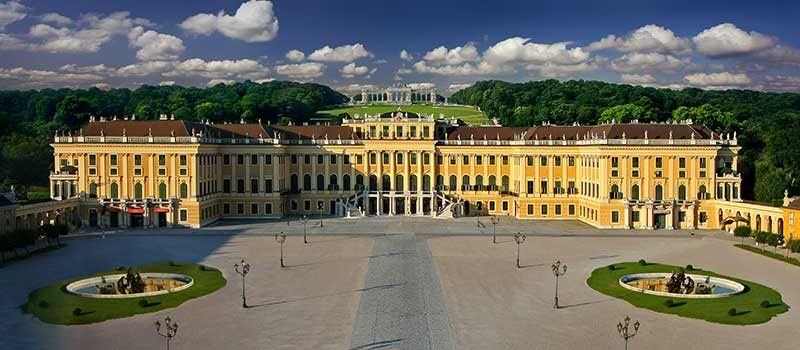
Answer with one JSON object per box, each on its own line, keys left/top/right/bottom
{"left": 272, "top": 125, "right": 361, "bottom": 140}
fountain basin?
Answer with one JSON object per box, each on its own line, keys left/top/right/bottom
{"left": 65, "top": 273, "right": 194, "bottom": 299}
{"left": 619, "top": 273, "right": 745, "bottom": 299}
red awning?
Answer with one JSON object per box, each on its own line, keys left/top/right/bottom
{"left": 153, "top": 207, "right": 170, "bottom": 213}
{"left": 105, "top": 206, "right": 121, "bottom": 213}
{"left": 127, "top": 207, "right": 145, "bottom": 214}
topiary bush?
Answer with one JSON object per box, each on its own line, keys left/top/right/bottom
{"left": 38, "top": 300, "right": 49, "bottom": 308}
{"left": 608, "top": 264, "right": 616, "bottom": 271}
{"left": 168, "top": 261, "right": 178, "bottom": 267}
{"left": 728, "top": 308, "right": 737, "bottom": 316}
{"left": 685, "top": 264, "right": 694, "bottom": 271}
{"left": 733, "top": 226, "right": 752, "bottom": 244}
{"left": 73, "top": 307, "right": 82, "bottom": 316}
{"left": 138, "top": 299, "right": 149, "bottom": 308}
{"left": 638, "top": 259, "right": 647, "bottom": 266}
{"left": 664, "top": 299, "right": 674, "bottom": 308}
{"left": 760, "top": 300, "right": 771, "bottom": 308}
{"left": 789, "top": 239, "right": 800, "bottom": 253}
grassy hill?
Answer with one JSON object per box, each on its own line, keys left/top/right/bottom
{"left": 315, "top": 104, "right": 490, "bottom": 125}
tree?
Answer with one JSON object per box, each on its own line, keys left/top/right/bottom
{"left": 0, "top": 233, "right": 13, "bottom": 262}
{"left": 599, "top": 103, "right": 653, "bottom": 123}
{"left": 733, "top": 226, "right": 752, "bottom": 244}
{"left": 753, "top": 160, "right": 790, "bottom": 204}
{"left": 672, "top": 104, "right": 738, "bottom": 133}
{"left": 755, "top": 231, "right": 769, "bottom": 250}
{"left": 11, "top": 229, "right": 36, "bottom": 255}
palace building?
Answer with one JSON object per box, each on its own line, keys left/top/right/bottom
{"left": 40, "top": 109, "right": 798, "bottom": 240}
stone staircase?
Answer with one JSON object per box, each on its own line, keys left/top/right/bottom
{"left": 434, "top": 191, "right": 463, "bottom": 218}
{"left": 337, "top": 190, "right": 367, "bottom": 218}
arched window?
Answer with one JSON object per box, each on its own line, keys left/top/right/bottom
{"left": 631, "top": 184, "right": 639, "bottom": 200}
{"left": 382, "top": 174, "right": 391, "bottom": 190}
{"left": 678, "top": 185, "right": 687, "bottom": 200}
{"left": 369, "top": 175, "right": 378, "bottom": 189}
{"left": 396, "top": 175, "right": 404, "bottom": 192}
{"left": 462, "top": 175, "right": 470, "bottom": 190}
{"left": 475, "top": 175, "right": 484, "bottom": 190}
{"left": 611, "top": 184, "right": 619, "bottom": 199}
{"left": 317, "top": 174, "right": 325, "bottom": 190}
{"left": 423, "top": 175, "right": 431, "bottom": 191}
{"left": 303, "top": 174, "right": 311, "bottom": 191}
{"left": 698, "top": 184, "right": 707, "bottom": 199}
{"left": 110, "top": 182, "right": 118, "bottom": 198}
{"left": 89, "top": 182, "right": 97, "bottom": 198}
{"left": 290, "top": 174, "right": 299, "bottom": 193}
{"left": 410, "top": 175, "right": 418, "bottom": 192}
{"left": 343, "top": 174, "right": 351, "bottom": 191}
{"left": 134, "top": 182, "right": 143, "bottom": 199}
{"left": 655, "top": 184, "right": 663, "bottom": 201}
{"left": 501, "top": 175, "right": 509, "bottom": 192}
{"left": 449, "top": 175, "right": 457, "bottom": 190}
{"left": 489, "top": 175, "right": 497, "bottom": 188}
{"left": 180, "top": 183, "right": 188, "bottom": 198}
{"left": 436, "top": 175, "right": 444, "bottom": 190}
{"left": 329, "top": 174, "right": 338, "bottom": 190}
{"left": 159, "top": 182, "right": 167, "bottom": 199}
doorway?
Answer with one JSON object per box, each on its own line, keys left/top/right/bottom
{"left": 130, "top": 214, "right": 144, "bottom": 228}
{"left": 109, "top": 213, "right": 119, "bottom": 228}
{"left": 158, "top": 212, "right": 167, "bottom": 227}
{"left": 654, "top": 213, "right": 667, "bottom": 230}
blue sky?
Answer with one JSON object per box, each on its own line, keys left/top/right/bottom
{"left": 1, "top": 0, "right": 799, "bottom": 94}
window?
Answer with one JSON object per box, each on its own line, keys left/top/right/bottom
{"left": 223, "top": 204, "right": 230, "bottom": 215}
{"left": 382, "top": 126, "right": 389, "bottom": 137}
{"left": 555, "top": 156, "right": 561, "bottom": 166}
{"left": 655, "top": 157, "right": 663, "bottom": 168}
{"left": 632, "top": 211, "right": 640, "bottom": 222}
{"left": 251, "top": 203, "right": 258, "bottom": 214}
{"left": 251, "top": 154, "right": 258, "bottom": 165}
{"left": 356, "top": 154, "right": 363, "bottom": 164}
{"left": 223, "top": 179, "right": 231, "bottom": 193}
{"left": 251, "top": 179, "right": 259, "bottom": 193}
{"left": 611, "top": 170, "right": 619, "bottom": 177}
{"left": 679, "top": 157, "right": 686, "bottom": 168}
{"left": 449, "top": 155, "right": 456, "bottom": 165}
{"left": 179, "top": 154, "right": 187, "bottom": 166}
{"left": 699, "top": 212, "right": 708, "bottom": 223}
{"left": 632, "top": 170, "right": 640, "bottom": 177}
{"left": 237, "top": 203, "right": 245, "bottom": 214}
{"left": 89, "top": 183, "right": 97, "bottom": 198}
{"left": 502, "top": 156, "right": 508, "bottom": 165}
{"left": 224, "top": 154, "right": 231, "bottom": 165}
{"left": 527, "top": 156, "right": 534, "bottom": 166}
{"left": 158, "top": 168, "right": 166, "bottom": 176}
{"left": 179, "top": 168, "right": 187, "bottom": 176}
{"left": 158, "top": 183, "right": 167, "bottom": 199}
{"left": 158, "top": 154, "right": 166, "bottom": 166}
{"left": 396, "top": 126, "right": 403, "bottom": 137}
{"left": 655, "top": 184, "right": 663, "bottom": 200}
{"left": 568, "top": 204, "right": 575, "bottom": 215}
{"left": 317, "top": 154, "right": 324, "bottom": 165}
{"left": 699, "top": 158, "right": 707, "bottom": 168}
{"left": 411, "top": 153, "right": 417, "bottom": 165}
{"left": 397, "top": 153, "right": 403, "bottom": 165}
{"left": 317, "top": 174, "right": 325, "bottom": 190}
{"left": 568, "top": 156, "right": 575, "bottom": 166}
{"left": 265, "top": 203, "right": 273, "bottom": 214}
{"left": 476, "top": 155, "right": 483, "bottom": 165}
{"left": 370, "top": 153, "right": 377, "bottom": 164}
{"left": 489, "top": 155, "right": 496, "bottom": 165}
{"left": 180, "top": 209, "right": 188, "bottom": 222}
{"left": 679, "top": 170, "right": 686, "bottom": 178}
{"left": 678, "top": 185, "right": 687, "bottom": 200}
{"left": 449, "top": 175, "right": 457, "bottom": 190}
{"left": 423, "top": 126, "right": 430, "bottom": 138}
{"left": 611, "top": 157, "right": 619, "bottom": 167}
{"left": 110, "top": 168, "right": 118, "bottom": 176}
{"left": 265, "top": 179, "right": 273, "bottom": 193}
{"left": 678, "top": 211, "right": 686, "bottom": 222}
{"left": 540, "top": 180, "right": 548, "bottom": 194}
{"left": 632, "top": 157, "right": 639, "bottom": 168}
{"left": 612, "top": 211, "right": 619, "bottom": 223}
{"left": 134, "top": 183, "right": 143, "bottom": 199}
{"left": 237, "top": 154, "right": 244, "bottom": 165}
{"left": 502, "top": 201, "right": 509, "bottom": 211}
{"left": 370, "top": 126, "right": 377, "bottom": 137}
{"left": 463, "top": 155, "right": 469, "bottom": 165}
{"left": 555, "top": 204, "right": 562, "bottom": 215}
{"left": 631, "top": 184, "right": 640, "bottom": 200}
{"left": 110, "top": 183, "right": 119, "bottom": 198}
{"left": 489, "top": 201, "right": 496, "bottom": 210}
{"left": 527, "top": 181, "right": 534, "bottom": 194}
{"left": 540, "top": 156, "right": 548, "bottom": 166}
{"left": 89, "top": 168, "right": 97, "bottom": 175}
{"left": 527, "top": 204, "right": 534, "bottom": 215}
{"left": 291, "top": 155, "right": 297, "bottom": 164}
{"left": 410, "top": 126, "right": 417, "bottom": 137}
{"left": 304, "top": 154, "right": 311, "bottom": 164}
{"left": 180, "top": 183, "right": 188, "bottom": 198}
{"left": 383, "top": 153, "right": 390, "bottom": 165}
{"left": 437, "top": 154, "right": 443, "bottom": 165}
{"left": 89, "top": 154, "right": 97, "bottom": 165}
{"left": 424, "top": 153, "right": 430, "bottom": 165}
{"left": 541, "top": 204, "right": 548, "bottom": 215}
{"left": 265, "top": 155, "right": 273, "bottom": 165}
{"left": 237, "top": 179, "right": 245, "bottom": 193}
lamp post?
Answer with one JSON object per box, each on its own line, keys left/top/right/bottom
{"left": 302, "top": 215, "right": 309, "bottom": 244}
{"left": 617, "top": 316, "right": 641, "bottom": 350}
{"left": 551, "top": 260, "right": 567, "bottom": 308}
{"left": 155, "top": 316, "right": 178, "bottom": 350}
{"left": 514, "top": 232, "right": 526, "bottom": 268}
{"left": 234, "top": 259, "right": 250, "bottom": 308}
{"left": 491, "top": 216, "right": 500, "bottom": 243}
{"left": 275, "top": 232, "right": 286, "bottom": 268}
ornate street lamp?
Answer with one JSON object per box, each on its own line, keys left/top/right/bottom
{"left": 514, "top": 232, "right": 526, "bottom": 268}
{"left": 155, "top": 316, "right": 178, "bottom": 350}
{"left": 302, "top": 215, "right": 309, "bottom": 244}
{"left": 551, "top": 260, "right": 567, "bottom": 308}
{"left": 617, "top": 316, "right": 641, "bottom": 350}
{"left": 275, "top": 232, "right": 286, "bottom": 268}
{"left": 234, "top": 259, "right": 251, "bottom": 308}
{"left": 491, "top": 216, "right": 500, "bottom": 243}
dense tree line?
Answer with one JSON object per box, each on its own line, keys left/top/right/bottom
{"left": 451, "top": 80, "right": 800, "bottom": 203}
{"left": 0, "top": 81, "right": 348, "bottom": 193}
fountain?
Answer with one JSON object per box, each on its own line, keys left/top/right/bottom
{"left": 619, "top": 270, "right": 744, "bottom": 299}
{"left": 66, "top": 269, "right": 194, "bottom": 299}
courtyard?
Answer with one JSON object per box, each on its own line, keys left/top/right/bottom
{"left": 1, "top": 217, "right": 798, "bottom": 349}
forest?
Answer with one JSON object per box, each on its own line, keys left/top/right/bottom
{"left": 0, "top": 80, "right": 348, "bottom": 196}
{"left": 450, "top": 80, "right": 800, "bottom": 204}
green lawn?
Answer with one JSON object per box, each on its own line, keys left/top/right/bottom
{"left": 587, "top": 261, "right": 788, "bottom": 325}
{"left": 735, "top": 244, "right": 800, "bottom": 267}
{"left": 316, "top": 104, "right": 490, "bottom": 125}
{"left": 23, "top": 262, "right": 226, "bottom": 325}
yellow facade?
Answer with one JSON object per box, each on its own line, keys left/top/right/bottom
{"left": 49, "top": 112, "right": 762, "bottom": 231}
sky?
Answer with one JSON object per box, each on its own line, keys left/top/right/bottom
{"left": 0, "top": 0, "right": 799, "bottom": 95}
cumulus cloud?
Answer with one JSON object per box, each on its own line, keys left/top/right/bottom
{"left": 207, "top": 78, "right": 235, "bottom": 86}
{"left": 0, "top": 66, "right": 103, "bottom": 89}
{"left": 164, "top": 58, "right": 270, "bottom": 80}
{"left": 693, "top": 23, "right": 776, "bottom": 58}
{"left": 340, "top": 62, "right": 370, "bottom": 78}
{"left": 336, "top": 83, "right": 378, "bottom": 95}
{"left": 448, "top": 83, "right": 472, "bottom": 92}
{"left": 587, "top": 25, "right": 691, "bottom": 54}
{"left": 26, "top": 11, "right": 150, "bottom": 53}
{"left": 483, "top": 37, "right": 590, "bottom": 65}
{"left": 406, "top": 82, "right": 436, "bottom": 90}
{"left": 422, "top": 43, "right": 480, "bottom": 65}
{"left": 0, "top": 32, "right": 27, "bottom": 50}
{"left": 400, "top": 49, "right": 413, "bottom": 61}
{"left": 275, "top": 62, "right": 325, "bottom": 79}
{"left": 396, "top": 67, "right": 413, "bottom": 75}
{"left": 285, "top": 49, "right": 305, "bottom": 62}
{"left": 413, "top": 60, "right": 507, "bottom": 76}
{"left": 0, "top": 0, "right": 26, "bottom": 30}
{"left": 180, "top": 0, "right": 279, "bottom": 43}
{"left": 113, "top": 61, "right": 176, "bottom": 77}
{"left": 620, "top": 73, "right": 655, "bottom": 84}
{"left": 40, "top": 12, "right": 72, "bottom": 25}
{"left": 610, "top": 52, "right": 691, "bottom": 72}
{"left": 756, "top": 75, "right": 800, "bottom": 93}
{"left": 158, "top": 80, "right": 176, "bottom": 86}
{"left": 60, "top": 64, "right": 113, "bottom": 74}
{"left": 91, "top": 82, "right": 112, "bottom": 90}
{"left": 128, "top": 26, "right": 185, "bottom": 61}
{"left": 684, "top": 72, "right": 752, "bottom": 86}
{"left": 308, "top": 43, "right": 372, "bottom": 62}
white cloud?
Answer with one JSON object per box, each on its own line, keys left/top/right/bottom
{"left": 587, "top": 25, "right": 691, "bottom": 54}
{"left": 275, "top": 62, "right": 325, "bottom": 79}
{"left": 610, "top": 52, "right": 691, "bottom": 72}
{"left": 529, "top": 59, "right": 606, "bottom": 78}
{"left": 158, "top": 80, "right": 176, "bottom": 86}
{"left": 285, "top": 49, "right": 304, "bottom": 62}
{"left": 684, "top": 72, "right": 751, "bottom": 86}
{"left": 693, "top": 23, "right": 776, "bottom": 58}
{"left": 413, "top": 60, "right": 508, "bottom": 76}
{"left": 40, "top": 12, "right": 71, "bottom": 25}
{"left": 406, "top": 82, "right": 436, "bottom": 90}
{"left": 396, "top": 67, "right": 413, "bottom": 75}
{"left": 422, "top": 43, "right": 481, "bottom": 65}
{"left": 373, "top": 59, "right": 388, "bottom": 64}
{"left": 400, "top": 49, "right": 413, "bottom": 61}
{"left": 127, "top": 26, "right": 185, "bottom": 61}
{"left": 0, "top": 33, "right": 27, "bottom": 50}
{"left": 754, "top": 45, "right": 800, "bottom": 67}
{"left": 0, "top": 1, "right": 26, "bottom": 30}
{"left": 709, "top": 63, "right": 726, "bottom": 71}
{"left": 26, "top": 11, "right": 150, "bottom": 54}
{"left": 180, "top": 0, "right": 279, "bottom": 43}
{"left": 756, "top": 75, "right": 800, "bottom": 92}
{"left": 0, "top": 66, "right": 103, "bottom": 89}
{"left": 620, "top": 73, "right": 655, "bottom": 84}
{"left": 164, "top": 58, "right": 270, "bottom": 80}
{"left": 254, "top": 77, "right": 274, "bottom": 83}
{"left": 308, "top": 43, "right": 372, "bottom": 62}
{"left": 340, "top": 62, "right": 369, "bottom": 78}
{"left": 483, "top": 37, "right": 590, "bottom": 65}
{"left": 60, "top": 64, "right": 113, "bottom": 74}
{"left": 336, "top": 83, "right": 378, "bottom": 95}
{"left": 207, "top": 78, "right": 236, "bottom": 86}
{"left": 91, "top": 82, "right": 112, "bottom": 90}
{"left": 448, "top": 83, "right": 472, "bottom": 92}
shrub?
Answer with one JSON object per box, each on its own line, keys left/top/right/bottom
{"left": 760, "top": 300, "right": 771, "bottom": 308}
{"left": 608, "top": 264, "right": 615, "bottom": 271}
{"left": 168, "top": 260, "right": 178, "bottom": 267}
{"left": 638, "top": 259, "right": 647, "bottom": 266}
{"left": 755, "top": 231, "right": 769, "bottom": 246}
{"left": 138, "top": 299, "right": 148, "bottom": 308}
{"left": 663, "top": 299, "right": 674, "bottom": 308}
{"left": 685, "top": 264, "right": 694, "bottom": 271}
{"left": 73, "top": 307, "right": 82, "bottom": 316}
{"left": 733, "top": 226, "right": 752, "bottom": 243}
{"left": 728, "top": 308, "right": 737, "bottom": 316}
{"left": 199, "top": 265, "right": 207, "bottom": 271}
{"left": 38, "top": 300, "right": 49, "bottom": 308}
{"left": 790, "top": 239, "right": 800, "bottom": 253}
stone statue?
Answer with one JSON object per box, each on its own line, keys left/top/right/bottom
{"left": 116, "top": 268, "right": 146, "bottom": 294}
{"left": 666, "top": 269, "right": 695, "bottom": 294}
